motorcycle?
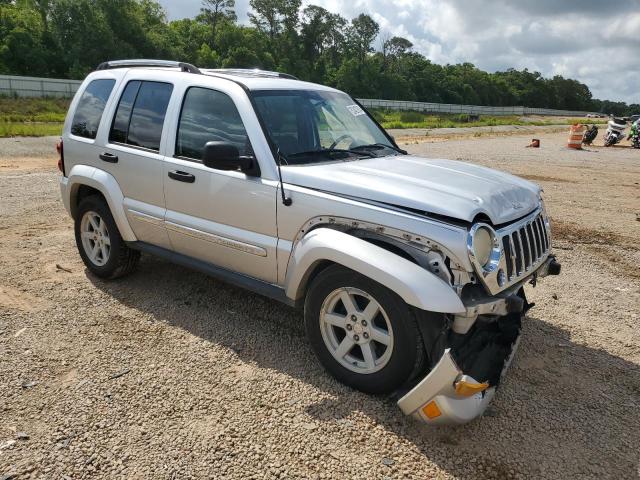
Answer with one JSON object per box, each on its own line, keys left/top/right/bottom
{"left": 628, "top": 120, "right": 640, "bottom": 149}
{"left": 603, "top": 116, "right": 627, "bottom": 147}
{"left": 582, "top": 124, "right": 598, "bottom": 145}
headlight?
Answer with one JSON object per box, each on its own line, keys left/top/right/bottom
{"left": 467, "top": 223, "right": 500, "bottom": 274}
{"left": 473, "top": 227, "right": 493, "bottom": 267}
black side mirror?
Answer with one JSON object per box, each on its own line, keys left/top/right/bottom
{"left": 202, "top": 141, "right": 256, "bottom": 174}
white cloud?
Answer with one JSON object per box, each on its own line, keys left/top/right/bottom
{"left": 159, "top": 0, "right": 640, "bottom": 103}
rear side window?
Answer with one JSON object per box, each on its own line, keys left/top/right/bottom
{"left": 71, "top": 79, "right": 115, "bottom": 139}
{"left": 176, "top": 87, "right": 251, "bottom": 160}
{"left": 109, "top": 81, "right": 173, "bottom": 151}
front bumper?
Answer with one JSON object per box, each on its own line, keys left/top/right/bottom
{"left": 397, "top": 255, "right": 560, "bottom": 425}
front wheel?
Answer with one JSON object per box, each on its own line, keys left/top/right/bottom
{"left": 304, "top": 265, "right": 425, "bottom": 394}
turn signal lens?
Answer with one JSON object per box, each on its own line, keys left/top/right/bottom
{"left": 421, "top": 400, "right": 441, "bottom": 419}
{"left": 455, "top": 379, "right": 489, "bottom": 397}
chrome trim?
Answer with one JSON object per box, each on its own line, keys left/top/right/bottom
{"left": 165, "top": 222, "right": 267, "bottom": 257}
{"left": 466, "top": 224, "right": 501, "bottom": 278}
{"left": 469, "top": 206, "right": 552, "bottom": 295}
{"left": 127, "top": 209, "right": 164, "bottom": 226}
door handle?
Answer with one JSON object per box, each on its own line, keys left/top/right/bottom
{"left": 99, "top": 152, "right": 118, "bottom": 163}
{"left": 168, "top": 170, "right": 196, "bottom": 183}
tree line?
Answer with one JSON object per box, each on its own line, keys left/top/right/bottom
{"left": 1, "top": 0, "right": 637, "bottom": 115}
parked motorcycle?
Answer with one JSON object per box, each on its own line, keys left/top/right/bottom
{"left": 628, "top": 120, "right": 640, "bottom": 149}
{"left": 603, "top": 116, "right": 627, "bottom": 147}
{"left": 582, "top": 124, "right": 598, "bottom": 145}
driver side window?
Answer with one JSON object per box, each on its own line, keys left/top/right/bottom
{"left": 176, "top": 87, "right": 251, "bottom": 161}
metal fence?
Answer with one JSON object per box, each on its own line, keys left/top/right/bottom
{"left": 0, "top": 74, "right": 596, "bottom": 117}
{"left": 0, "top": 75, "right": 82, "bottom": 98}
{"left": 357, "top": 98, "right": 596, "bottom": 117}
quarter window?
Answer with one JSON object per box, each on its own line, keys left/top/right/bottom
{"left": 109, "top": 81, "right": 173, "bottom": 151}
{"left": 71, "top": 79, "right": 115, "bottom": 139}
{"left": 176, "top": 87, "right": 251, "bottom": 160}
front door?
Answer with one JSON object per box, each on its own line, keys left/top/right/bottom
{"left": 162, "top": 86, "right": 278, "bottom": 283}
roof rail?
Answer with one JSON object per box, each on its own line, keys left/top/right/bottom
{"left": 95, "top": 59, "right": 202, "bottom": 75}
{"left": 206, "top": 68, "right": 299, "bottom": 80}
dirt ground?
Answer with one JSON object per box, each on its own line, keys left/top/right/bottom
{"left": 1, "top": 131, "right": 639, "bottom": 479}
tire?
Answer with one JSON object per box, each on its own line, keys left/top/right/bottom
{"left": 74, "top": 195, "right": 140, "bottom": 279}
{"left": 304, "top": 264, "right": 425, "bottom": 394}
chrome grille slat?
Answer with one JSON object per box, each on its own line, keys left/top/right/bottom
{"left": 497, "top": 210, "right": 550, "bottom": 288}
{"left": 508, "top": 236, "right": 517, "bottom": 279}
{"left": 533, "top": 219, "right": 543, "bottom": 256}
{"left": 527, "top": 223, "right": 538, "bottom": 261}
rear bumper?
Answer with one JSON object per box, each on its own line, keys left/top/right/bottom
{"left": 59, "top": 176, "right": 72, "bottom": 217}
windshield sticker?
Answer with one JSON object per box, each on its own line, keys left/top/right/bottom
{"left": 346, "top": 104, "right": 365, "bottom": 116}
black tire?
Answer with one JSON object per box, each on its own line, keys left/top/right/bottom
{"left": 74, "top": 195, "right": 140, "bottom": 279}
{"left": 304, "top": 264, "right": 425, "bottom": 394}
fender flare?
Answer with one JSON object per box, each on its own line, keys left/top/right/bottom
{"left": 284, "top": 228, "right": 465, "bottom": 314}
{"left": 65, "top": 165, "right": 137, "bottom": 241}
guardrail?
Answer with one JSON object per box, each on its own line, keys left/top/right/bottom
{"left": 0, "top": 74, "right": 597, "bottom": 117}
{"left": 357, "top": 98, "right": 597, "bottom": 117}
{"left": 0, "top": 75, "right": 82, "bottom": 98}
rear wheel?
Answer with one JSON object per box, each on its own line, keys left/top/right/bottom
{"left": 304, "top": 265, "right": 425, "bottom": 394}
{"left": 75, "top": 195, "right": 140, "bottom": 279}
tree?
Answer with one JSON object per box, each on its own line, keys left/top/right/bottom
{"left": 346, "top": 14, "right": 379, "bottom": 68}
{"left": 248, "top": 0, "right": 300, "bottom": 40}
{"left": 199, "top": 0, "right": 236, "bottom": 48}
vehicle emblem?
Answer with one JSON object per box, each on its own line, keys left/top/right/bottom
{"left": 512, "top": 202, "right": 523, "bottom": 210}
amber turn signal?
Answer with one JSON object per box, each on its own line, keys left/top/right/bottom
{"left": 421, "top": 400, "right": 442, "bottom": 419}
{"left": 454, "top": 378, "right": 489, "bottom": 397}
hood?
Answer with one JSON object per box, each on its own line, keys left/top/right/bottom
{"left": 282, "top": 155, "right": 541, "bottom": 225}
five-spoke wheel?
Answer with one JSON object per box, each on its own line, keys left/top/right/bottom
{"left": 305, "top": 265, "right": 425, "bottom": 394}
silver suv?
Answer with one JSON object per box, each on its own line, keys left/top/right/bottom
{"left": 58, "top": 59, "right": 560, "bottom": 425}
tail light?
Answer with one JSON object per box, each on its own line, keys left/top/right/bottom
{"left": 56, "top": 139, "right": 65, "bottom": 175}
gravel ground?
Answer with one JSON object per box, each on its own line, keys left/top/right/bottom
{"left": 1, "top": 132, "right": 639, "bottom": 479}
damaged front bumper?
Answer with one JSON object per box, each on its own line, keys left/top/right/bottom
{"left": 397, "top": 255, "right": 560, "bottom": 425}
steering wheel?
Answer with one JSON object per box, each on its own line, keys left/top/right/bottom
{"left": 329, "top": 134, "right": 356, "bottom": 149}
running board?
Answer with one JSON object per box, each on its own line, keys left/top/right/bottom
{"left": 126, "top": 241, "right": 295, "bottom": 307}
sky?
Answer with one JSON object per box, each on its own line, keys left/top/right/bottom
{"left": 158, "top": 0, "right": 640, "bottom": 104}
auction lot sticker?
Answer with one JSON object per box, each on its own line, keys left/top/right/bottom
{"left": 346, "top": 104, "right": 365, "bottom": 116}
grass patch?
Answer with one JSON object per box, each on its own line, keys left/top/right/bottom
{"left": 0, "top": 97, "right": 69, "bottom": 137}
{"left": 371, "top": 109, "right": 608, "bottom": 129}
{"left": 0, "top": 97, "right": 70, "bottom": 123}
{"left": 0, "top": 122, "right": 63, "bottom": 137}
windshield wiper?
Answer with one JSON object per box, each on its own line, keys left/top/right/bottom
{"left": 351, "top": 143, "right": 407, "bottom": 154}
{"left": 288, "top": 148, "right": 377, "bottom": 159}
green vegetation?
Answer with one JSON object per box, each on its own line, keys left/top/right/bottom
{"left": 0, "top": 1, "right": 637, "bottom": 116}
{"left": 372, "top": 110, "right": 608, "bottom": 130}
{"left": 0, "top": 97, "right": 67, "bottom": 137}
{"left": 0, "top": 122, "right": 63, "bottom": 137}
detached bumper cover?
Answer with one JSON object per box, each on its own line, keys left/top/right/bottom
{"left": 398, "top": 337, "right": 521, "bottom": 425}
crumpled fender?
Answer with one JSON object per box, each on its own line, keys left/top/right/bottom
{"left": 62, "top": 164, "right": 137, "bottom": 241}
{"left": 284, "top": 228, "right": 465, "bottom": 314}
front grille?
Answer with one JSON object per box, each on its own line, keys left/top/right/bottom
{"left": 500, "top": 212, "right": 549, "bottom": 281}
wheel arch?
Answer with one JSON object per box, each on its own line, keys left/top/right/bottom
{"left": 65, "top": 165, "right": 137, "bottom": 242}
{"left": 285, "top": 228, "right": 465, "bottom": 314}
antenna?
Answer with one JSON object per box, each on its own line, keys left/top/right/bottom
{"left": 276, "top": 148, "right": 292, "bottom": 206}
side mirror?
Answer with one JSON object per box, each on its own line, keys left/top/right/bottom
{"left": 202, "top": 141, "right": 255, "bottom": 174}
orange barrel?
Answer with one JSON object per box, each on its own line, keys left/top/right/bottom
{"left": 568, "top": 124, "right": 585, "bottom": 149}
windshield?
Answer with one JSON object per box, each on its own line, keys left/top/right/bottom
{"left": 252, "top": 90, "right": 397, "bottom": 164}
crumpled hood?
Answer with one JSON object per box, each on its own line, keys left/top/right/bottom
{"left": 282, "top": 155, "right": 541, "bottom": 225}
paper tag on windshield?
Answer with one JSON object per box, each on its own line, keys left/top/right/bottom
{"left": 346, "top": 104, "right": 365, "bottom": 116}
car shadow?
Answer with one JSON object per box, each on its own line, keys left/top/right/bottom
{"left": 89, "top": 255, "right": 640, "bottom": 479}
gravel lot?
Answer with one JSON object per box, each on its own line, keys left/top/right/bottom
{"left": 1, "top": 131, "right": 639, "bottom": 479}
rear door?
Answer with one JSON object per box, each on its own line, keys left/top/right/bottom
{"left": 100, "top": 76, "right": 174, "bottom": 248}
